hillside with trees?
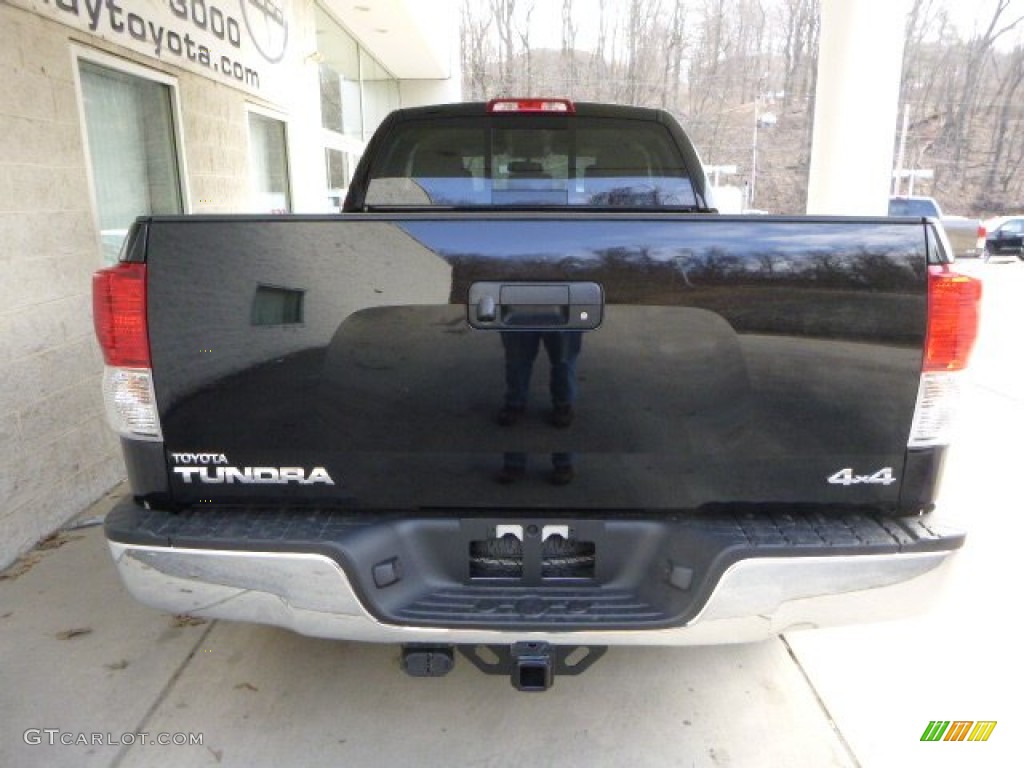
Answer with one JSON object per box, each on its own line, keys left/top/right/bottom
{"left": 461, "top": 0, "right": 1024, "bottom": 217}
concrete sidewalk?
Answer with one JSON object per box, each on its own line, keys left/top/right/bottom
{"left": 0, "top": 484, "right": 213, "bottom": 767}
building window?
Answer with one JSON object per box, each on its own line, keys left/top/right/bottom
{"left": 329, "top": 148, "right": 362, "bottom": 211}
{"left": 316, "top": 5, "right": 363, "bottom": 140}
{"left": 315, "top": 5, "right": 398, "bottom": 140}
{"left": 251, "top": 285, "right": 304, "bottom": 326}
{"left": 319, "top": 61, "right": 363, "bottom": 140}
{"left": 360, "top": 49, "right": 399, "bottom": 138}
{"left": 248, "top": 111, "right": 292, "bottom": 213}
{"left": 78, "top": 59, "right": 183, "bottom": 264}
{"left": 315, "top": 6, "right": 397, "bottom": 210}
{"left": 325, "top": 148, "right": 350, "bottom": 191}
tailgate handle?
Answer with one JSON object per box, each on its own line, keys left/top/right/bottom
{"left": 477, "top": 294, "right": 497, "bottom": 322}
{"left": 468, "top": 282, "right": 604, "bottom": 331}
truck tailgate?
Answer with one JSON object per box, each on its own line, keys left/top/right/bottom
{"left": 142, "top": 214, "right": 931, "bottom": 513}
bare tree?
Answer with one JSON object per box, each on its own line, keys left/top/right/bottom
{"left": 561, "top": 0, "right": 578, "bottom": 97}
{"left": 491, "top": 0, "right": 517, "bottom": 94}
{"left": 688, "top": 0, "right": 726, "bottom": 117}
{"left": 461, "top": 0, "right": 494, "bottom": 99}
{"left": 662, "top": 0, "right": 688, "bottom": 109}
{"left": 779, "top": 0, "right": 818, "bottom": 106}
{"left": 983, "top": 43, "right": 1024, "bottom": 193}
{"left": 589, "top": 0, "right": 610, "bottom": 101}
{"left": 516, "top": 2, "right": 536, "bottom": 93}
{"left": 944, "top": 0, "right": 1024, "bottom": 180}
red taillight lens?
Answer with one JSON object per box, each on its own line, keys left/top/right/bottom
{"left": 487, "top": 98, "right": 575, "bottom": 113}
{"left": 923, "top": 265, "right": 981, "bottom": 372}
{"left": 977, "top": 224, "right": 986, "bottom": 239}
{"left": 92, "top": 263, "right": 150, "bottom": 367}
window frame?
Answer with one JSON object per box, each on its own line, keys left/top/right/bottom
{"left": 71, "top": 45, "right": 191, "bottom": 264}
{"left": 245, "top": 103, "right": 294, "bottom": 213}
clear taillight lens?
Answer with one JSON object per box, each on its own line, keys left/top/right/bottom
{"left": 908, "top": 372, "right": 960, "bottom": 448}
{"left": 102, "top": 367, "right": 162, "bottom": 440}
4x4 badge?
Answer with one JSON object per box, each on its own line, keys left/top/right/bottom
{"left": 827, "top": 467, "right": 896, "bottom": 486}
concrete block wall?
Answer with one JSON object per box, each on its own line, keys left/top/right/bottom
{"left": 0, "top": 6, "right": 257, "bottom": 569}
{"left": 0, "top": 0, "right": 459, "bottom": 570}
{"left": 0, "top": 6, "right": 124, "bottom": 569}
{"left": 179, "top": 75, "right": 251, "bottom": 214}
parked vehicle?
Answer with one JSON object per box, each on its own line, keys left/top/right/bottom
{"left": 983, "top": 215, "right": 1024, "bottom": 261}
{"left": 888, "top": 195, "right": 984, "bottom": 258}
{"left": 94, "top": 100, "right": 981, "bottom": 690}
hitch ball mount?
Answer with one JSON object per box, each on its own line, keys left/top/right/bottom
{"left": 401, "top": 642, "right": 607, "bottom": 691}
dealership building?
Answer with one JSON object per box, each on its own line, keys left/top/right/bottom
{"left": 0, "top": 0, "right": 459, "bottom": 567}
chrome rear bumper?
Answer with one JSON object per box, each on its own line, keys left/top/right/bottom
{"left": 109, "top": 541, "right": 957, "bottom": 645}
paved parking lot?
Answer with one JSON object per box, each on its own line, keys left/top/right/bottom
{"left": 1, "top": 259, "right": 1019, "bottom": 768}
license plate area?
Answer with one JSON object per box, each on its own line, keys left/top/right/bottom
{"left": 467, "top": 521, "right": 598, "bottom": 584}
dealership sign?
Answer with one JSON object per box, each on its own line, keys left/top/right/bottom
{"left": 16, "top": 0, "right": 291, "bottom": 99}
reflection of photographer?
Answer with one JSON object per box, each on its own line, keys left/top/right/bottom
{"left": 498, "top": 451, "right": 575, "bottom": 486}
{"left": 498, "top": 331, "right": 583, "bottom": 428}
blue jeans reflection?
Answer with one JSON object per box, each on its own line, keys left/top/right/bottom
{"left": 497, "top": 331, "right": 582, "bottom": 486}
{"left": 501, "top": 331, "right": 583, "bottom": 410}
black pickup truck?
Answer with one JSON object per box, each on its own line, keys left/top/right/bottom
{"left": 95, "top": 100, "right": 980, "bottom": 690}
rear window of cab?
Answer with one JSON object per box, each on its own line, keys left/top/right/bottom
{"left": 365, "top": 115, "right": 697, "bottom": 209}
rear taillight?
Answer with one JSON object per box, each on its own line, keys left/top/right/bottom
{"left": 923, "top": 266, "right": 981, "bottom": 372}
{"left": 92, "top": 262, "right": 161, "bottom": 440}
{"left": 909, "top": 266, "right": 982, "bottom": 448}
{"left": 93, "top": 263, "right": 150, "bottom": 367}
{"left": 487, "top": 98, "right": 575, "bottom": 113}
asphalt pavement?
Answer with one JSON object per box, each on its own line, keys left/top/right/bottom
{"left": 1, "top": 258, "right": 1019, "bottom": 768}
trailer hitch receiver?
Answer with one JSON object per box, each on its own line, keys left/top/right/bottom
{"left": 512, "top": 642, "right": 554, "bottom": 691}
{"left": 458, "top": 642, "right": 607, "bottom": 691}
